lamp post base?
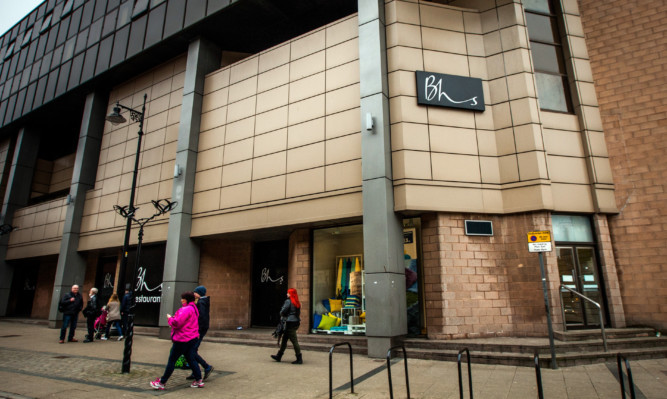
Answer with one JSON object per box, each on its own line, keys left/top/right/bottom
{"left": 122, "top": 313, "right": 135, "bottom": 373}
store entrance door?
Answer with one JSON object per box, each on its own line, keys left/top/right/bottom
{"left": 251, "top": 240, "right": 289, "bottom": 327}
{"left": 557, "top": 246, "right": 605, "bottom": 328}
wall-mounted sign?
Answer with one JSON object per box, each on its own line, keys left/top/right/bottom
{"left": 415, "top": 71, "right": 485, "bottom": 111}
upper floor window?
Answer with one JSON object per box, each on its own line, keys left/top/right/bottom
{"left": 524, "top": 0, "right": 573, "bottom": 113}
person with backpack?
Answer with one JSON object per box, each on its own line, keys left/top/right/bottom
{"left": 270, "top": 288, "right": 303, "bottom": 364}
{"left": 150, "top": 291, "right": 204, "bottom": 390}
{"left": 186, "top": 286, "right": 213, "bottom": 380}
{"left": 82, "top": 287, "right": 102, "bottom": 343}
{"left": 58, "top": 284, "right": 83, "bottom": 343}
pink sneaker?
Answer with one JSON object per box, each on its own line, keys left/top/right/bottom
{"left": 150, "top": 378, "right": 165, "bottom": 390}
{"left": 190, "top": 379, "right": 205, "bottom": 388}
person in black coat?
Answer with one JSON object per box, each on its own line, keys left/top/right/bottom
{"left": 58, "top": 284, "right": 83, "bottom": 343}
{"left": 82, "top": 287, "right": 102, "bottom": 343}
{"left": 271, "top": 288, "right": 302, "bottom": 364}
{"left": 187, "top": 286, "right": 213, "bottom": 380}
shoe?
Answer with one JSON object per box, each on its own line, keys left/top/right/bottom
{"left": 185, "top": 374, "right": 196, "bottom": 380}
{"left": 117, "top": 336, "right": 124, "bottom": 341}
{"left": 190, "top": 379, "right": 204, "bottom": 388}
{"left": 204, "top": 365, "right": 214, "bottom": 380}
{"left": 150, "top": 378, "right": 165, "bottom": 390}
{"left": 68, "top": 338, "right": 78, "bottom": 342}
{"left": 59, "top": 340, "right": 64, "bottom": 344}
{"left": 271, "top": 352, "right": 283, "bottom": 362}
{"left": 292, "top": 354, "right": 303, "bottom": 364}
{"left": 83, "top": 339, "right": 92, "bottom": 343}
{"left": 101, "top": 337, "right": 108, "bottom": 340}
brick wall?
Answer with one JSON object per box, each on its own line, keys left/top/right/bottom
{"left": 288, "top": 229, "right": 311, "bottom": 333}
{"left": 579, "top": 0, "right": 667, "bottom": 330}
{"left": 422, "top": 212, "right": 562, "bottom": 339}
{"left": 199, "top": 240, "right": 252, "bottom": 330}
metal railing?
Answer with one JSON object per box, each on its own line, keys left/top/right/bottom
{"left": 387, "top": 345, "right": 410, "bottom": 399}
{"left": 534, "top": 352, "right": 544, "bottom": 399}
{"left": 329, "top": 342, "right": 354, "bottom": 399}
{"left": 457, "top": 348, "right": 473, "bottom": 399}
{"left": 559, "top": 284, "right": 608, "bottom": 351}
{"left": 617, "top": 354, "right": 636, "bottom": 399}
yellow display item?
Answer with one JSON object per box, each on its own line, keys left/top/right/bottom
{"left": 329, "top": 299, "right": 342, "bottom": 312}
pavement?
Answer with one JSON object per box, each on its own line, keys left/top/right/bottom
{"left": 0, "top": 320, "right": 665, "bottom": 398}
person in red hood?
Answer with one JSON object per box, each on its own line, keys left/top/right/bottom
{"left": 150, "top": 291, "right": 203, "bottom": 390}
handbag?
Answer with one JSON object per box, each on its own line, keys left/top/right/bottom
{"left": 271, "top": 319, "right": 286, "bottom": 344}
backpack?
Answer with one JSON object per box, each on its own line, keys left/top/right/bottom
{"left": 58, "top": 301, "right": 65, "bottom": 312}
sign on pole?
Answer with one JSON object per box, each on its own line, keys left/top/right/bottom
{"left": 527, "top": 231, "right": 552, "bottom": 252}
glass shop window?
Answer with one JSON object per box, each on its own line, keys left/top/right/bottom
{"left": 312, "top": 225, "right": 365, "bottom": 335}
{"left": 311, "top": 218, "right": 423, "bottom": 335}
{"left": 524, "top": 0, "right": 574, "bottom": 113}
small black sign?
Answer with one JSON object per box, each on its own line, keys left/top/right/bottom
{"left": 415, "top": 71, "right": 485, "bottom": 111}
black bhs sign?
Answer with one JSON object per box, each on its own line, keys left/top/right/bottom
{"left": 415, "top": 71, "right": 485, "bottom": 111}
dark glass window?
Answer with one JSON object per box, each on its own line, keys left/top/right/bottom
{"left": 132, "top": 0, "right": 150, "bottom": 20}
{"left": 525, "top": 0, "right": 573, "bottom": 113}
{"left": 62, "top": 0, "right": 75, "bottom": 17}
{"left": 22, "top": 29, "right": 34, "bottom": 47}
{"left": 3, "top": 41, "right": 15, "bottom": 60}
{"left": 40, "top": 14, "right": 53, "bottom": 34}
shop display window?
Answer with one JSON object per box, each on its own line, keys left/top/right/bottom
{"left": 311, "top": 218, "right": 423, "bottom": 335}
{"left": 312, "top": 225, "right": 365, "bottom": 334}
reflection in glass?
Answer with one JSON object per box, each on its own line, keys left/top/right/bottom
{"left": 557, "top": 246, "right": 603, "bottom": 327}
{"left": 535, "top": 73, "right": 570, "bottom": 113}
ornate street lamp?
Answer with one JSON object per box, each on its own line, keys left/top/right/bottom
{"left": 105, "top": 94, "right": 146, "bottom": 373}
{"left": 0, "top": 224, "right": 15, "bottom": 235}
{"left": 113, "top": 198, "right": 177, "bottom": 373}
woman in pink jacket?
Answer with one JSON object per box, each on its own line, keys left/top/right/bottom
{"left": 150, "top": 291, "right": 203, "bottom": 390}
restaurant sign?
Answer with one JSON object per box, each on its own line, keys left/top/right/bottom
{"left": 415, "top": 71, "right": 485, "bottom": 111}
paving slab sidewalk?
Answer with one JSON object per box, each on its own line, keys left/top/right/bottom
{"left": 0, "top": 321, "right": 665, "bottom": 398}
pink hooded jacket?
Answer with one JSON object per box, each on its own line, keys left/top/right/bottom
{"left": 168, "top": 302, "right": 199, "bottom": 342}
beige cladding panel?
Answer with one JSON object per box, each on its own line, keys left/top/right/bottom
{"left": 384, "top": 0, "right": 612, "bottom": 215}
{"left": 192, "top": 15, "right": 362, "bottom": 235}
{"left": 74, "top": 54, "right": 185, "bottom": 250}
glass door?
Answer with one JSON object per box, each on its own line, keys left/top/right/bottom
{"left": 557, "top": 246, "right": 603, "bottom": 327}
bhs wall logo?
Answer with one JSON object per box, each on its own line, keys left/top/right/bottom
{"left": 415, "top": 71, "right": 485, "bottom": 111}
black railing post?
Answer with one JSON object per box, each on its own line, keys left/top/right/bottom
{"left": 617, "top": 354, "right": 636, "bottom": 399}
{"left": 329, "top": 342, "right": 354, "bottom": 399}
{"left": 534, "top": 352, "right": 544, "bottom": 399}
{"left": 457, "top": 348, "right": 473, "bottom": 399}
{"left": 386, "top": 345, "right": 410, "bottom": 399}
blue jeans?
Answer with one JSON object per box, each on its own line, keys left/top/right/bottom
{"left": 191, "top": 332, "right": 210, "bottom": 372}
{"left": 60, "top": 314, "right": 78, "bottom": 341}
{"left": 159, "top": 338, "right": 201, "bottom": 384}
{"left": 105, "top": 320, "right": 123, "bottom": 338}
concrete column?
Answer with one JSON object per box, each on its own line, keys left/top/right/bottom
{"left": 0, "top": 127, "right": 40, "bottom": 315}
{"left": 159, "top": 37, "right": 220, "bottom": 338}
{"left": 47, "top": 91, "right": 107, "bottom": 327}
{"left": 358, "top": 0, "right": 407, "bottom": 357}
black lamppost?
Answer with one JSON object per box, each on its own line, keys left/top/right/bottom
{"left": 113, "top": 198, "right": 176, "bottom": 373}
{"left": 105, "top": 94, "right": 146, "bottom": 373}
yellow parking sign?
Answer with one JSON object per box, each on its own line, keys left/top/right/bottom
{"left": 527, "top": 231, "right": 551, "bottom": 243}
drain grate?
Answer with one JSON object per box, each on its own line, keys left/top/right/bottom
{"left": 0, "top": 335, "right": 21, "bottom": 338}
{"left": 52, "top": 355, "right": 70, "bottom": 359}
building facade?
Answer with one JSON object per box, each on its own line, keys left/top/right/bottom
{"left": 0, "top": 0, "right": 663, "bottom": 357}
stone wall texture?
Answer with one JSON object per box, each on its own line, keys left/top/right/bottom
{"left": 579, "top": 0, "right": 667, "bottom": 330}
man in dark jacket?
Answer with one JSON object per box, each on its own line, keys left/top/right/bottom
{"left": 82, "top": 287, "right": 101, "bottom": 343}
{"left": 59, "top": 284, "right": 83, "bottom": 343}
{"left": 187, "top": 286, "right": 213, "bottom": 380}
